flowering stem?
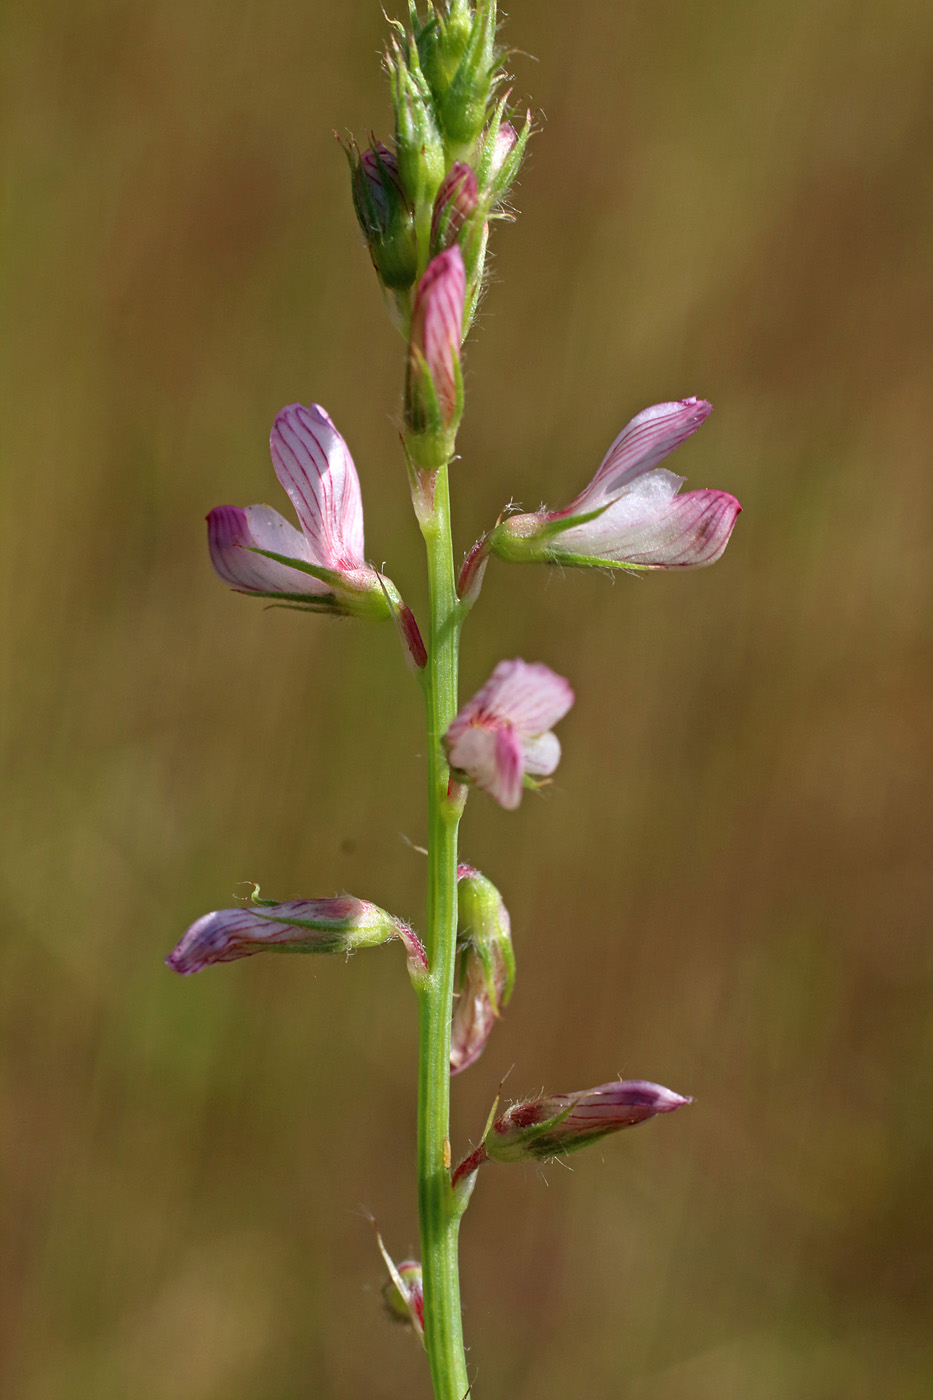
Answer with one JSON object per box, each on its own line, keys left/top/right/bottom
{"left": 416, "top": 461, "right": 470, "bottom": 1399}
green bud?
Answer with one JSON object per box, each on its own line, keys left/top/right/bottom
{"left": 417, "top": 0, "right": 500, "bottom": 150}
{"left": 389, "top": 35, "right": 446, "bottom": 213}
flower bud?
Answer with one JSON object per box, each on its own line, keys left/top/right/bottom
{"left": 416, "top": 0, "right": 500, "bottom": 150}
{"left": 430, "top": 161, "right": 480, "bottom": 254}
{"left": 484, "top": 1080, "right": 692, "bottom": 1164}
{"left": 388, "top": 34, "right": 446, "bottom": 212}
{"left": 405, "top": 246, "right": 466, "bottom": 467}
{"left": 167, "top": 895, "right": 427, "bottom": 980}
{"left": 349, "top": 140, "right": 418, "bottom": 290}
{"left": 474, "top": 103, "right": 531, "bottom": 205}
{"left": 450, "top": 864, "right": 515, "bottom": 1075}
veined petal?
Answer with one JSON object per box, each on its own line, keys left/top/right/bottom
{"left": 564, "top": 398, "right": 713, "bottom": 514}
{"left": 563, "top": 485, "right": 742, "bottom": 568}
{"left": 167, "top": 898, "right": 381, "bottom": 975}
{"left": 207, "top": 504, "right": 329, "bottom": 595}
{"left": 521, "top": 731, "right": 561, "bottom": 777}
{"left": 447, "top": 723, "right": 525, "bottom": 810}
{"left": 411, "top": 247, "right": 466, "bottom": 423}
{"left": 269, "top": 403, "right": 366, "bottom": 567}
{"left": 476, "top": 659, "right": 575, "bottom": 735}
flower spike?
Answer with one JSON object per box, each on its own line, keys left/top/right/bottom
{"left": 489, "top": 398, "right": 741, "bottom": 571}
{"left": 443, "top": 659, "right": 574, "bottom": 809}
{"left": 207, "top": 402, "right": 396, "bottom": 620}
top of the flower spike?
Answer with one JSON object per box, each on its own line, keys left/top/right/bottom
{"left": 207, "top": 403, "right": 393, "bottom": 619}
{"left": 489, "top": 397, "right": 741, "bottom": 571}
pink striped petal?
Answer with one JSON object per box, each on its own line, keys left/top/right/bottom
{"left": 562, "top": 482, "right": 741, "bottom": 568}
{"left": 410, "top": 248, "right": 466, "bottom": 424}
{"left": 269, "top": 403, "right": 366, "bottom": 567}
{"left": 563, "top": 398, "right": 713, "bottom": 515}
{"left": 472, "top": 659, "right": 575, "bottom": 734}
{"left": 207, "top": 504, "right": 328, "bottom": 595}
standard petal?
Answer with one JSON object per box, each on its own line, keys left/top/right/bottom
{"left": 269, "top": 403, "right": 366, "bottom": 567}
{"left": 477, "top": 659, "right": 575, "bottom": 736}
{"left": 564, "top": 398, "right": 713, "bottom": 514}
{"left": 207, "top": 504, "right": 329, "bottom": 595}
{"left": 566, "top": 485, "right": 742, "bottom": 568}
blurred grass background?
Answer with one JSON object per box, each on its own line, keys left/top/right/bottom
{"left": 2, "top": 1, "right": 932, "bottom": 1396}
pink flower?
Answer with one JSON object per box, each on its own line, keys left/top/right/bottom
{"left": 444, "top": 659, "right": 575, "bottom": 810}
{"left": 490, "top": 398, "right": 741, "bottom": 570}
{"left": 207, "top": 402, "right": 392, "bottom": 619}
{"left": 166, "top": 896, "right": 427, "bottom": 977}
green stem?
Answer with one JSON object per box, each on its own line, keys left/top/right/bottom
{"left": 417, "top": 462, "right": 469, "bottom": 1399}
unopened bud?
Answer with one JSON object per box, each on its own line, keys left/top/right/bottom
{"left": 484, "top": 1080, "right": 692, "bottom": 1164}
{"left": 405, "top": 246, "right": 466, "bottom": 467}
{"left": 450, "top": 864, "right": 515, "bottom": 1075}
{"left": 349, "top": 140, "right": 418, "bottom": 290}
{"left": 388, "top": 35, "right": 446, "bottom": 212}
{"left": 474, "top": 104, "right": 531, "bottom": 204}
{"left": 417, "top": 0, "right": 500, "bottom": 149}
{"left": 431, "top": 162, "right": 480, "bottom": 254}
{"left": 167, "top": 896, "right": 427, "bottom": 979}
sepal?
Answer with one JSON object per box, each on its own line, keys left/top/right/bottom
{"left": 374, "top": 1226, "right": 425, "bottom": 1343}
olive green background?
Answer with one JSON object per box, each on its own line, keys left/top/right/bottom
{"left": 3, "top": 2, "right": 931, "bottom": 1396}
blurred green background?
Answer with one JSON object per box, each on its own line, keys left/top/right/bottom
{"left": 3, "top": 1, "right": 931, "bottom": 1396}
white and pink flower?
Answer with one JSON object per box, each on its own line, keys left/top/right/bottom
{"left": 207, "top": 402, "right": 392, "bottom": 618}
{"left": 489, "top": 397, "right": 741, "bottom": 570}
{"left": 444, "top": 659, "right": 574, "bottom": 810}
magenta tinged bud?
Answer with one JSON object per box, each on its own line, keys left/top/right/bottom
{"left": 443, "top": 659, "right": 574, "bottom": 810}
{"left": 431, "top": 162, "right": 480, "bottom": 253}
{"left": 490, "top": 398, "right": 741, "bottom": 572}
{"left": 349, "top": 140, "right": 418, "bottom": 290}
{"left": 450, "top": 864, "right": 515, "bottom": 1075}
{"left": 405, "top": 247, "right": 466, "bottom": 465}
{"left": 485, "top": 1080, "right": 692, "bottom": 1164}
{"left": 167, "top": 896, "right": 427, "bottom": 978}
